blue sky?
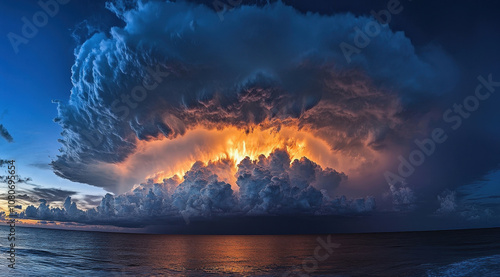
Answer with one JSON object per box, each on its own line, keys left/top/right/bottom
{"left": 0, "top": 0, "right": 115, "bottom": 205}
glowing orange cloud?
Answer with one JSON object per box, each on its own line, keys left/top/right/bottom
{"left": 96, "top": 121, "right": 391, "bottom": 194}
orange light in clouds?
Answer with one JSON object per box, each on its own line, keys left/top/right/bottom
{"left": 140, "top": 125, "right": 338, "bottom": 185}
{"left": 101, "top": 121, "right": 387, "bottom": 194}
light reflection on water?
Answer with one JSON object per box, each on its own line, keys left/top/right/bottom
{"left": 1, "top": 226, "right": 499, "bottom": 276}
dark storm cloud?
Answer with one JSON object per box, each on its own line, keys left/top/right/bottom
{"left": 0, "top": 124, "right": 14, "bottom": 143}
{"left": 51, "top": 0, "right": 455, "bottom": 192}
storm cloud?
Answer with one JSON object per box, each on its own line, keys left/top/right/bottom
{"left": 51, "top": 0, "right": 455, "bottom": 196}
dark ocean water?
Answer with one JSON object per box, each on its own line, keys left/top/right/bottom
{"left": 1, "top": 226, "right": 499, "bottom": 276}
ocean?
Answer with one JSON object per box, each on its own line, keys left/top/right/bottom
{"left": 1, "top": 226, "right": 499, "bottom": 276}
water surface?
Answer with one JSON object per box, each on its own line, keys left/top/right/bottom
{"left": 1, "top": 226, "right": 499, "bottom": 276}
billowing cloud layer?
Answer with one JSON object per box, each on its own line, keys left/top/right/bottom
{"left": 52, "top": 0, "right": 455, "bottom": 196}
{"left": 25, "top": 149, "right": 374, "bottom": 226}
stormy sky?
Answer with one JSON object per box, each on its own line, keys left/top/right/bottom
{"left": 1, "top": 0, "right": 500, "bottom": 234}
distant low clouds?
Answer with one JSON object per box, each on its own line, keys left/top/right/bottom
{"left": 435, "top": 190, "right": 457, "bottom": 214}
{"left": 29, "top": 162, "right": 52, "bottom": 170}
{"left": 30, "top": 187, "right": 78, "bottom": 202}
{"left": 81, "top": 194, "right": 104, "bottom": 208}
{"left": 0, "top": 185, "right": 78, "bottom": 211}
{"left": 433, "top": 189, "right": 496, "bottom": 222}
{"left": 0, "top": 124, "right": 13, "bottom": 142}
{"left": 16, "top": 193, "right": 37, "bottom": 203}
{"left": 0, "top": 161, "right": 76, "bottom": 205}
{"left": 0, "top": 175, "right": 32, "bottom": 184}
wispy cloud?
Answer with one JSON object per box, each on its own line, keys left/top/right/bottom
{"left": 0, "top": 124, "right": 13, "bottom": 142}
{"left": 29, "top": 162, "right": 52, "bottom": 170}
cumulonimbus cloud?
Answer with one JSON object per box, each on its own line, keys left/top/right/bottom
{"left": 50, "top": 0, "right": 456, "bottom": 214}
